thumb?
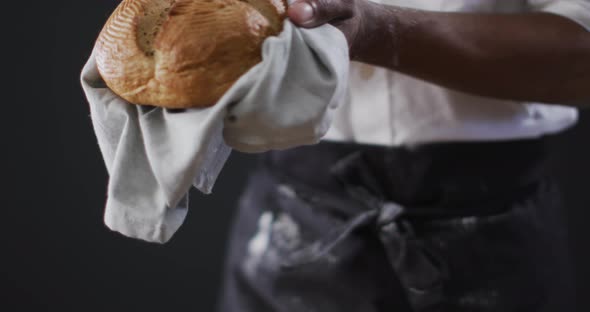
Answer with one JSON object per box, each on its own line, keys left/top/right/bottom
{"left": 288, "top": 0, "right": 354, "bottom": 28}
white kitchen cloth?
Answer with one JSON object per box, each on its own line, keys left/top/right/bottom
{"left": 80, "top": 19, "right": 350, "bottom": 244}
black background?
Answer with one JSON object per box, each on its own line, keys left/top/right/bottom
{"left": 3, "top": 0, "right": 590, "bottom": 311}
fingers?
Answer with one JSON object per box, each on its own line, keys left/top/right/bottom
{"left": 288, "top": 0, "right": 355, "bottom": 28}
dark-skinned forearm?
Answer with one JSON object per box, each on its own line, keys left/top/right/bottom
{"left": 353, "top": 3, "right": 590, "bottom": 106}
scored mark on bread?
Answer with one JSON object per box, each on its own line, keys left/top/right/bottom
{"left": 136, "top": 0, "right": 285, "bottom": 56}
{"left": 138, "top": 0, "right": 177, "bottom": 56}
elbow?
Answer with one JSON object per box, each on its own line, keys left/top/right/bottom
{"left": 576, "top": 31, "right": 590, "bottom": 107}
{"left": 539, "top": 31, "right": 590, "bottom": 107}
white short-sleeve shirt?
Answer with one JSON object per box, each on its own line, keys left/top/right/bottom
{"left": 324, "top": 0, "right": 590, "bottom": 146}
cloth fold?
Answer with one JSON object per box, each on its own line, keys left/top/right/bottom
{"left": 80, "top": 19, "right": 349, "bottom": 243}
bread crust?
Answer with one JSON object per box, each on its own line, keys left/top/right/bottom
{"left": 96, "top": 0, "right": 286, "bottom": 108}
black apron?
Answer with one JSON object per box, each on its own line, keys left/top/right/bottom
{"left": 218, "top": 138, "right": 574, "bottom": 312}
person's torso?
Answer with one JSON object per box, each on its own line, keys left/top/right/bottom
{"left": 323, "top": 0, "right": 579, "bottom": 146}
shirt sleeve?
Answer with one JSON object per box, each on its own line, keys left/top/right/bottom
{"left": 528, "top": 0, "right": 590, "bottom": 31}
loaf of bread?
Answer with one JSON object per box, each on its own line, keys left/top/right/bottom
{"left": 95, "top": 0, "right": 287, "bottom": 108}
